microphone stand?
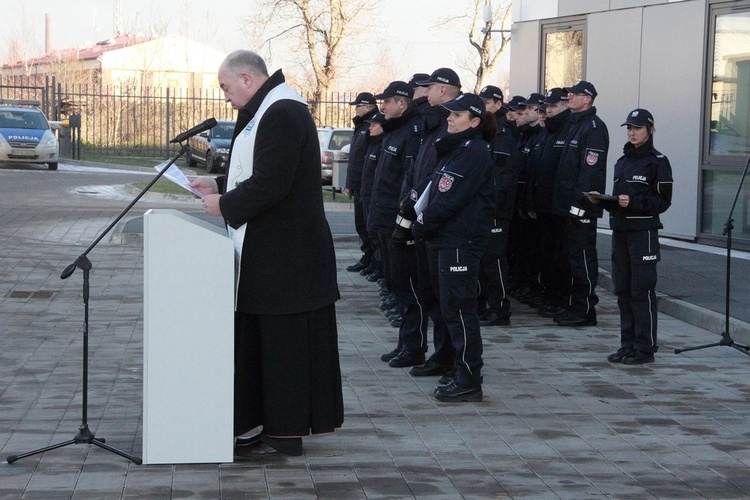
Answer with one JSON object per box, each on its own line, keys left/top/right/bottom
{"left": 7, "top": 143, "right": 191, "bottom": 465}
{"left": 674, "top": 155, "right": 750, "bottom": 357}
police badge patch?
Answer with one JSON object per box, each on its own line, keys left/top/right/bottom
{"left": 586, "top": 151, "right": 599, "bottom": 166}
{"left": 438, "top": 173, "right": 455, "bottom": 192}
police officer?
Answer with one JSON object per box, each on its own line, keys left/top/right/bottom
{"left": 477, "top": 85, "right": 518, "bottom": 326}
{"left": 394, "top": 68, "right": 462, "bottom": 376}
{"left": 412, "top": 93, "right": 496, "bottom": 402}
{"left": 508, "top": 93, "right": 545, "bottom": 304}
{"left": 553, "top": 80, "right": 609, "bottom": 326}
{"left": 369, "top": 81, "right": 424, "bottom": 364}
{"left": 360, "top": 112, "right": 386, "bottom": 287}
{"left": 589, "top": 109, "right": 673, "bottom": 364}
{"left": 527, "top": 88, "right": 573, "bottom": 318}
{"left": 345, "top": 92, "right": 379, "bottom": 273}
{"left": 409, "top": 73, "right": 432, "bottom": 112}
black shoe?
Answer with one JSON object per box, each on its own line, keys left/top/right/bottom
{"left": 235, "top": 432, "right": 262, "bottom": 447}
{"left": 538, "top": 305, "right": 566, "bottom": 318}
{"left": 555, "top": 313, "right": 597, "bottom": 327}
{"left": 366, "top": 270, "right": 383, "bottom": 282}
{"left": 234, "top": 441, "right": 282, "bottom": 459}
{"left": 479, "top": 312, "right": 510, "bottom": 326}
{"left": 379, "top": 296, "right": 396, "bottom": 310}
{"left": 359, "top": 264, "right": 377, "bottom": 276}
{"left": 380, "top": 347, "right": 401, "bottom": 362}
{"left": 260, "top": 433, "right": 303, "bottom": 456}
{"left": 389, "top": 316, "right": 403, "bottom": 328}
{"left": 409, "top": 360, "right": 452, "bottom": 377}
{"left": 389, "top": 350, "right": 426, "bottom": 368}
{"left": 622, "top": 350, "right": 654, "bottom": 365}
{"left": 437, "top": 367, "right": 457, "bottom": 388}
{"left": 346, "top": 260, "right": 368, "bottom": 272}
{"left": 435, "top": 381, "right": 483, "bottom": 402}
{"left": 607, "top": 347, "right": 633, "bottom": 363}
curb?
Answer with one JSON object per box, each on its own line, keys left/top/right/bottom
{"left": 598, "top": 268, "right": 750, "bottom": 347}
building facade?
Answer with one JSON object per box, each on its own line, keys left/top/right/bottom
{"left": 510, "top": 0, "right": 750, "bottom": 247}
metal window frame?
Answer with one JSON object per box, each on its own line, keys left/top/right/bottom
{"left": 539, "top": 17, "right": 587, "bottom": 93}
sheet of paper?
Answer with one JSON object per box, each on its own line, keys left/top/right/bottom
{"left": 414, "top": 180, "right": 432, "bottom": 215}
{"left": 155, "top": 161, "right": 203, "bottom": 198}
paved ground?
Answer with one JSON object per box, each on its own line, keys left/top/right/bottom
{"left": 2, "top": 163, "right": 750, "bottom": 498}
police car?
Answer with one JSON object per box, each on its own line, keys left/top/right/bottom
{"left": 0, "top": 99, "right": 59, "bottom": 170}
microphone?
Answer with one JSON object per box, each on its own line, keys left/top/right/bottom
{"left": 169, "top": 118, "right": 217, "bottom": 144}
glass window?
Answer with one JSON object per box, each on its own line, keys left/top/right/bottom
{"left": 702, "top": 170, "right": 750, "bottom": 239}
{"left": 708, "top": 8, "right": 750, "bottom": 157}
{"left": 541, "top": 21, "right": 585, "bottom": 91}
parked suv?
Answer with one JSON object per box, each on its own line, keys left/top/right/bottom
{"left": 0, "top": 99, "right": 59, "bottom": 170}
{"left": 317, "top": 127, "right": 353, "bottom": 183}
{"left": 186, "top": 120, "right": 235, "bottom": 173}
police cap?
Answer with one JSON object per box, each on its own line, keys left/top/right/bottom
{"left": 374, "top": 81, "right": 414, "bottom": 100}
{"left": 478, "top": 85, "right": 503, "bottom": 102}
{"left": 621, "top": 108, "right": 654, "bottom": 127}
{"left": 349, "top": 92, "right": 376, "bottom": 106}
{"left": 441, "top": 93, "right": 486, "bottom": 119}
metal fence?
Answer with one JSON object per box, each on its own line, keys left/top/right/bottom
{"left": 0, "top": 75, "right": 356, "bottom": 159}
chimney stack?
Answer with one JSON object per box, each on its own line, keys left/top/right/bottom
{"left": 45, "top": 13, "right": 52, "bottom": 53}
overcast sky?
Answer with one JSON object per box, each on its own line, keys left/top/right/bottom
{"left": 3, "top": 0, "right": 511, "bottom": 92}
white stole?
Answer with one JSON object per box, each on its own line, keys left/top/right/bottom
{"left": 225, "top": 83, "right": 307, "bottom": 257}
{"left": 224, "top": 83, "right": 307, "bottom": 305}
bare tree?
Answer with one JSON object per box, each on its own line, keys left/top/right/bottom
{"left": 470, "top": 0, "right": 512, "bottom": 92}
{"left": 436, "top": 0, "right": 512, "bottom": 93}
{"left": 240, "top": 0, "right": 374, "bottom": 121}
{"left": 2, "top": 2, "right": 42, "bottom": 75}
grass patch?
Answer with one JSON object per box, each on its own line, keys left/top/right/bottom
{"left": 323, "top": 190, "right": 353, "bottom": 203}
{"left": 84, "top": 154, "right": 171, "bottom": 168}
{"left": 132, "top": 179, "right": 194, "bottom": 196}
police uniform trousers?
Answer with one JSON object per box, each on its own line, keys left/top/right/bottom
{"left": 390, "top": 240, "right": 428, "bottom": 354}
{"left": 479, "top": 219, "right": 512, "bottom": 318}
{"left": 378, "top": 232, "right": 394, "bottom": 291}
{"left": 362, "top": 202, "right": 382, "bottom": 275}
{"left": 565, "top": 216, "right": 600, "bottom": 319}
{"left": 427, "top": 244, "right": 484, "bottom": 387}
{"left": 353, "top": 191, "right": 374, "bottom": 266}
{"left": 233, "top": 305, "right": 344, "bottom": 437}
{"left": 611, "top": 229, "right": 659, "bottom": 353}
{"left": 416, "top": 240, "right": 454, "bottom": 365}
{"left": 537, "top": 213, "right": 570, "bottom": 306}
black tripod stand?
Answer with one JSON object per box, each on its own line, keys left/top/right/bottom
{"left": 7, "top": 143, "right": 192, "bottom": 465}
{"left": 674, "top": 155, "right": 750, "bottom": 357}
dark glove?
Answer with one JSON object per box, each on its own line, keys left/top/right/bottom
{"left": 392, "top": 216, "right": 414, "bottom": 247}
{"left": 398, "top": 191, "right": 418, "bottom": 220}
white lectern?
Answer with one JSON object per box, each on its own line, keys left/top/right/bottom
{"left": 143, "top": 209, "right": 234, "bottom": 464}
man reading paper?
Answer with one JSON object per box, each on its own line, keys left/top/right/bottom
{"left": 190, "top": 50, "right": 343, "bottom": 457}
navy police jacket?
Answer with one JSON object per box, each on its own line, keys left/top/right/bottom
{"left": 412, "top": 128, "right": 495, "bottom": 249}
{"left": 360, "top": 134, "right": 383, "bottom": 206}
{"left": 601, "top": 137, "right": 673, "bottom": 231}
{"left": 345, "top": 107, "right": 379, "bottom": 197}
{"left": 368, "top": 104, "right": 423, "bottom": 233}
{"left": 527, "top": 108, "right": 572, "bottom": 215}
{"left": 400, "top": 105, "right": 450, "bottom": 215}
{"left": 490, "top": 110, "right": 519, "bottom": 221}
{"left": 553, "top": 106, "right": 609, "bottom": 218}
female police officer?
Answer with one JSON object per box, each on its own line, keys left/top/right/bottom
{"left": 411, "top": 93, "right": 496, "bottom": 401}
{"left": 589, "top": 109, "right": 673, "bottom": 365}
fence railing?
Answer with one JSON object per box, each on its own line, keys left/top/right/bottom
{"left": 0, "top": 75, "right": 357, "bottom": 159}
